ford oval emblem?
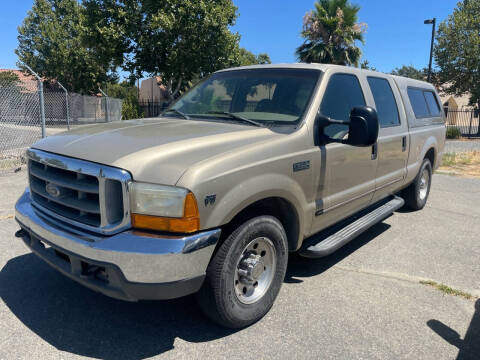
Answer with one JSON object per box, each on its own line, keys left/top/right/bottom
{"left": 45, "top": 183, "right": 61, "bottom": 198}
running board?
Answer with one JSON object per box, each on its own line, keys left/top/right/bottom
{"left": 299, "top": 196, "right": 405, "bottom": 259}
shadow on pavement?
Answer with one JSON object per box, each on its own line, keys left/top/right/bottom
{"left": 285, "top": 222, "right": 391, "bottom": 283}
{"left": 0, "top": 254, "right": 236, "bottom": 360}
{"left": 1, "top": 221, "right": 392, "bottom": 359}
{"left": 427, "top": 299, "right": 480, "bottom": 360}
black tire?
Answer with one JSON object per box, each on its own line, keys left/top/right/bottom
{"left": 196, "top": 216, "right": 288, "bottom": 328}
{"left": 403, "top": 158, "right": 432, "bottom": 210}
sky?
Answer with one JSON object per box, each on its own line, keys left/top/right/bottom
{"left": 0, "top": 0, "right": 459, "bottom": 74}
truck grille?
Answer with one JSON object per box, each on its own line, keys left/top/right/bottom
{"left": 27, "top": 149, "right": 132, "bottom": 235}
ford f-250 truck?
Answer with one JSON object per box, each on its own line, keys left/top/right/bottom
{"left": 15, "top": 64, "right": 446, "bottom": 328}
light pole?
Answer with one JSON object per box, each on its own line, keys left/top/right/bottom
{"left": 424, "top": 18, "right": 436, "bottom": 83}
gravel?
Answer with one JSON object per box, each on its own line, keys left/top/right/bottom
{"left": 444, "top": 139, "right": 480, "bottom": 153}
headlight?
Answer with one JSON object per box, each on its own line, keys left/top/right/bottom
{"left": 129, "top": 182, "right": 199, "bottom": 233}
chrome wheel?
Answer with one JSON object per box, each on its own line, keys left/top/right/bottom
{"left": 419, "top": 168, "right": 430, "bottom": 200}
{"left": 234, "top": 237, "right": 276, "bottom": 305}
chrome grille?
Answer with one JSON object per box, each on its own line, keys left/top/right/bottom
{"left": 27, "top": 149, "right": 131, "bottom": 235}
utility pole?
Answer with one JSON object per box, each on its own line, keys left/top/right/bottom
{"left": 424, "top": 18, "right": 436, "bottom": 83}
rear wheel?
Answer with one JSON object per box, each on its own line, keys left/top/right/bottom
{"left": 196, "top": 216, "right": 288, "bottom": 328}
{"left": 403, "top": 158, "right": 432, "bottom": 210}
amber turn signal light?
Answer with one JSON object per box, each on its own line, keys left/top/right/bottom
{"left": 131, "top": 192, "right": 200, "bottom": 233}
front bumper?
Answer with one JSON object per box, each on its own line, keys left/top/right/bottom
{"left": 15, "top": 189, "right": 221, "bottom": 301}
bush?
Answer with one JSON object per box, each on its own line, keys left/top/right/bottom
{"left": 122, "top": 100, "right": 143, "bottom": 120}
{"left": 446, "top": 126, "right": 462, "bottom": 139}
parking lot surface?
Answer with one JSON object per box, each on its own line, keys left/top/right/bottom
{"left": 0, "top": 171, "right": 479, "bottom": 359}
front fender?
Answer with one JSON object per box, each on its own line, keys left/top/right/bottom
{"left": 203, "top": 173, "right": 311, "bottom": 249}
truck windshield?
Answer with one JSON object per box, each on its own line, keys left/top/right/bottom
{"left": 166, "top": 68, "right": 321, "bottom": 125}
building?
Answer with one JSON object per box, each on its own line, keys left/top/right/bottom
{"left": 440, "top": 93, "right": 474, "bottom": 111}
{"left": 139, "top": 76, "right": 169, "bottom": 103}
{"left": 0, "top": 69, "right": 38, "bottom": 92}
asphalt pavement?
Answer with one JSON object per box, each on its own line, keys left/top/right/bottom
{"left": 0, "top": 171, "right": 479, "bottom": 359}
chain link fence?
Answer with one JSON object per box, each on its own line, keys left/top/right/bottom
{"left": 0, "top": 68, "right": 122, "bottom": 174}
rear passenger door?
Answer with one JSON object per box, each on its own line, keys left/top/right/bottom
{"left": 367, "top": 76, "right": 409, "bottom": 202}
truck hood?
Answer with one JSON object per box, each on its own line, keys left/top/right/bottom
{"left": 32, "top": 118, "right": 281, "bottom": 185}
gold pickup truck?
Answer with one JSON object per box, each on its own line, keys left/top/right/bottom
{"left": 15, "top": 64, "right": 446, "bottom": 328}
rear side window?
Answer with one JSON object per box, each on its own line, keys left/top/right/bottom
{"left": 407, "top": 88, "right": 429, "bottom": 117}
{"left": 424, "top": 91, "right": 441, "bottom": 115}
{"left": 407, "top": 87, "right": 441, "bottom": 118}
{"left": 367, "top": 77, "right": 400, "bottom": 127}
{"left": 320, "top": 73, "right": 366, "bottom": 139}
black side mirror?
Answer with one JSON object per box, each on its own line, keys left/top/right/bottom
{"left": 345, "top": 106, "right": 379, "bottom": 146}
{"left": 316, "top": 106, "right": 379, "bottom": 147}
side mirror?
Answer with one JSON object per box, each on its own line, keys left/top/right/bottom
{"left": 345, "top": 106, "right": 379, "bottom": 146}
{"left": 316, "top": 106, "right": 379, "bottom": 147}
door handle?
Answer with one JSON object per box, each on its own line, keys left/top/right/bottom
{"left": 402, "top": 136, "right": 407, "bottom": 152}
{"left": 371, "top": 143, "right": 377, "bottom": 160}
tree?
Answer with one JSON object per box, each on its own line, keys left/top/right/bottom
{"left": 391, "top": 65, "right": 425, "bottom": 80}
{"left": 85, "top": 0, "right": 241, "bottom": 102}
{"left": 256, "top": 53, "right": 272, "bottom": 65}
{"left": 107, "top": 81, "right": 143, "bottom": 120}
{"left": 16, "top": 0, "right": 116, "bottom": 94}
{"left": 237, "top": 48, "right": 272, "bottom": 66}
{"left": 360, "top": 60, "right": 376, "bottom": 71}
{"left": 0, "top": 71, "right": 20, "bottom": 85}
{"left": 434, "top": 0, "right": 480, "bottom": 108}
{"left": 296, "top": 0, "right": 366, "bottom": 66}
{"left": 0, "top": 71, "right": 23, "bottom": 98}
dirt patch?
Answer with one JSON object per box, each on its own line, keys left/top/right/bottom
{"left": 439, "top": 151, "right": 480, "bottom": 178}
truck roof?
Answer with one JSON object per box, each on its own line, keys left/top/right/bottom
{"left": 217, "top": 63, "right": 436, "bottom": 91}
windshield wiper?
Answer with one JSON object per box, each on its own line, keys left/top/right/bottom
{"left": 163, "top": 109, "right": 190, "bottom": 120}
{"left": 207, "top": 111, "right": 264, "bottom": 128}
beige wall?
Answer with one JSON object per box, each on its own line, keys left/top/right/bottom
{"left": 139, "top": 77, "right": 168, "bottom": 102}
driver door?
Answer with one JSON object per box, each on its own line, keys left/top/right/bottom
{"left": 311, "top": 72, "right": 378, "bottom": 234}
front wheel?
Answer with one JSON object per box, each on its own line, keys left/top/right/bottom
{"left": 196, "top": 216, "right": 288, "bottom": 328}
{"left": 403, "top": 158, "right": 432, "bottom": 210}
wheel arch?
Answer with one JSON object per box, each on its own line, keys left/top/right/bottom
{"left": 218, "top": 196, "right": 301, "bottom": 253}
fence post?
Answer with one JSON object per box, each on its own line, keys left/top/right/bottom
{"left": 57, "top": 81, "right": 70, "bottom": 130}
{"left": 99, "top": 88, "right": 110, "bottom": 122}
{"left": 468, "top": 110, "right": 473, "bottom": 136}
{"left": 21, "top": 62, "right": 46, "bottom": 138}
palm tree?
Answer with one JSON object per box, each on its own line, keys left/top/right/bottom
{"left": 296, "top": 0, "right": 366, "bottom": 66}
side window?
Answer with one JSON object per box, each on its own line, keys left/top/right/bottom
{"left": 320, "top": 73, "right": 366, "bottom": 139}
{"left": 367, "top": 77, "right": 400, "bottom": 128}
{"left": 407, "top": 88, "right": 429, "bottom": 117}
{"left": 424, "top": 91, "right": 441, "bottom": 116}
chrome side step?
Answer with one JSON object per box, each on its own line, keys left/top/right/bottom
{"left": 299, "top": 196, "right": 405, "bottom": 259}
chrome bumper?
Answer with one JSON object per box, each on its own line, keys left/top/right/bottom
{"left": 15, "top": 189, "right": 221, "bottom": 300}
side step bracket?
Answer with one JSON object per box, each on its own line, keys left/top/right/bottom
{"left": 299, "top": 196, "right": 405, "bottom": 259}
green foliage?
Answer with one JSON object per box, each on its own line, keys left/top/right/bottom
{"left": 16, "top": 0, "right": 116, "bottom": 94}
{"left": 122, "top": 100, "right": 143, "bottom": 120}
{"left": 107, "top": 81, "right": 137, "bottom": 101}
{"left": 445, "top": 126, "right": 462, "bottom": 139}
{"left": 391, "top": 65, "right": 425, "bottom": 80}
{"left": 296, "top": 0, "right": 366, "bottom": 66}
{"left": 84, "top": 0, "right": 241, "bottom": 101}
{"left": 435, "top": 0, "right": 480, "bottom": 107}
{"left": 107, "top": 81, "right": 143, "bottom": 120}
{"left": 360, "top": 60, "right": 376, "bottom": 71}
{"left": 0, "top": 71, "right": 20, "bottom": 85}
{"left": 256, "top": 53, "right": 272, "bottom": 65}
{"left": 237, "top": 48, "right": 272, "bottom": 66}
{"left": 0, "top": 71, "right": 23, "bottom": 96}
